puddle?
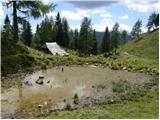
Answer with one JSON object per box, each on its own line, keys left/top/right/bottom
{"left": 1, "top": 65, "right": 152, "bottom": 118}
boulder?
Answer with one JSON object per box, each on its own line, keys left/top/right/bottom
{"left": 35, "top": 79, "right": 44, "bottom": 85}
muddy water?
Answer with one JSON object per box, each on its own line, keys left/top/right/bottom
{"left": 1, "top": 65, "right": 152, "bottom": 118}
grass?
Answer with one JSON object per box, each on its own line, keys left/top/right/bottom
{"left": 44, "top": 76, "right": 159, "bottom": 119}
{"left": 45, "top": 99, "right": 158, "bottom": 119}
{"left": 120, "top": 30, "right": 159, "bottom": 60}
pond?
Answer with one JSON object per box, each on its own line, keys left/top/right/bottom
{"left": 1, "top": 65, "right": 152, "bottom": 118}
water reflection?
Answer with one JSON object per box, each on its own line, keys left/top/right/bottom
{"left": 1, "top": 66, "right": 152, "bottom": 118}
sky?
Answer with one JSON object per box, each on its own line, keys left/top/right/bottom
{"left": 0, "top": 0, "right": 159, "bottom": 33}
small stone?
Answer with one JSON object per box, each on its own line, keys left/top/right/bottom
{"left": 36, "top": 79, "right": 43, "bottom": 85}
{"left": 38, "top": 104, "right": 43, "bottom": 108}
{"left": 122, "top": 67, "right": 127, "bottom": 70}
{"left": 44, "top": 101, "right": 47, "bottom": 105}
{"left": 39, "top": 75, "right": 44, "bottom": 79}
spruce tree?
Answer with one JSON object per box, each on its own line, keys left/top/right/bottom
{"left": 74, "top": 29, "right": 79, "bottom": 50}
{"left": 38, "top": 17, "right": 54, "bottom": 44}
{"left": 147, "top": 12, "right": 157, "bottom": 31}
{"left": 31, "top": 24, "right": 41, "bottom": 49}
{"left": 155, "top": 13, "right": 159, "bottom": 28}
{"left": 92, "top": 29, "right": 97, "bottom": 55}
{"left": 110, "top": 23, "right": 120, "bottom": 49}
{"left": 55, "top": 12, "right": 64, "bottom": 46}
{"left": 21, "top": 21, "right": 32, "bottom": 46}
{"left": 62, "top": 18, "right": 70, "bottom": 48}
{"left": 121, "top": 30, "right": 127, "bottom": 44}
{"left": 102, "top": 26, "right": 110, "bottom": 53}
{"left": 69, "top": 29, "right": 74, "bottom": 49}
{"left": 79, "top": 17, "right": 93, "bottom": 54}
{"left": 2, "top": 15, "right": 13, "bottom": 41}
{"left": 131, "top": 20, "right": 142, "bottom": 39}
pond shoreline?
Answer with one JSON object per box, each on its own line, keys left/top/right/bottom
{"left": 1, "top": 65, "right": 155, "bottom": 119}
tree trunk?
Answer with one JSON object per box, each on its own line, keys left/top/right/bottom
{"left": 13, "top": 1, "right": 18, "bottom": 42}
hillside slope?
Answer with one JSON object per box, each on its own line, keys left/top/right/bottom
{"left": 120, "top": 30, "right": 159, "bottom": 60}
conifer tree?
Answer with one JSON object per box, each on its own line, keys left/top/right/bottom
{"left": 5, "top": 1, "right": 54, "bottom": 42}
{"left": 74, "top": 29, "right": 79, "bottom": 50}
{"left": 2, "top": 15, "right": 13, "bottom": 41}
{"left": 62, "top": 18, "right": 70, "bottom": 48}
{"left": 102, "top": 26, "right": 110, "bottom": 53}
{"left": 110, "top": 23, "right": 120, "bottom": 49}
{"left": 92, "top": 29, "right": 97, "bottom": 55}
{"left": 55, "top": 12, "right": 64, "bottom": 46}
{"left": 21, "top": 21, "right": 32, "bottom": 46}
{"left": 79, "top": 17, "right": 93, "bottom": 54}
{"left": 131, "top": 20, "right": 142, "bottom": 38}
{"left": 121, "top": 30, "right": 127, "bottom": 44}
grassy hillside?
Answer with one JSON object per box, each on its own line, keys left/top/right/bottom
{"left": 120, "top": 30, "right": 159, "bottom": 60}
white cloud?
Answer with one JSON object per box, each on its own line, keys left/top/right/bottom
{"left": 92, "top": 18, "right": 147, "bottom": 33}
{"left": 91, "top": 9, "right": 112, "bottom": 18}
{"left": 118, "top": 14, "right": 128, "bottom": 20}
{"left": 93, "top": 18, "right": 114, "bottom": 32}
{"left": 119, "top": 24, "right": 131, "bottom": 32}
{"left": 47, "top": 9, "right": 90, "bottom": 20}
{"left": 0, "top": 3, "right": 4, "bottom": 20}
{"left": 70, "top": 24, "right": 81, "bottom": 31}
{"left": 47, "top": 12, "right": 57, "bottom": 17}
{"left": 61, "top": 8, "right": 90, "bottom": 20}
{"left": 32, "top": 26, "right": 37, "bottom": 34}
{"left": 121, "top": 0, "right": 158, "bottom": 13}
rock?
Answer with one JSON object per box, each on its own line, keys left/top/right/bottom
{"left": 35, "top": 79, "right": 43, "bottom": 85}
{"left": 122, "top": 67, "right": 127, "bottom": 70}
{"left": 44, "top": 101, "right": 47, "bottom": 105}
{"left": 39, "top": 75, "right": 44, "bottom": 79}
{"left": 38, "top": 104, "right": 43, "bottom": 108}
{"left": 140, "top": 70, "right": 143, "bottom": 73}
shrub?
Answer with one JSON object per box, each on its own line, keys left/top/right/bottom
{"left": 112, "top": 80, "right": 131, "bottom": 93}
{"left": 65, "top": 103, "right": 71, "bottom": 110}
{"left": 73, "top": 93, "right": 79, "bottom": 104}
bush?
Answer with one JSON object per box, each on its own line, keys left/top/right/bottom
{"left": 73, "top": 93, "right": 79, "bottom": 104}
{"left": 112, "top": 80, "right": 131, "bottom": 93}
{"left": 65, "top": 103, "right": 71, "bottom": 110}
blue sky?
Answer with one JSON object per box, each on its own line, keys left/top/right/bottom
{"left": 0, "top": 0, "right": 159, "bottom": 33}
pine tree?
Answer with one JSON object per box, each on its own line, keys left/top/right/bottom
{"left": 92, "top": 29, "right": 97, "bottom": 55}
{"left": 131, "top": 20, "right": 142, "bottom": 39}
{"left": 62, "top": 18, "right": 70, "bottom": 48}
{"left": 121, "top": 30, "right": 127, "bottom": 44}
{"left": 38, "top": 17, "right": 54, "bottom": 44}
{"left": 74, "top": 29, "right": 79, "bottom": 50}
{"left": 110, "top": 23, "right": 120, "bottom": 49}
{"left": 21, "top": 21, "right": 32, "bottom": 46}
{"left": 31, "top": 24, "right": 41, "bottom": 49}
{"left": 69, "top": 29, "right": 74, "bottom": 49}
{"left": 2, "top": 15, "right": 13, "bottom": 41}
{"left": 147, "top": 12, "right": 157, "bottom": 31}
{"left": 102, "top": 26, "right": 110, "bottom": 53}
{"left": 79, "top": 17, "right": 93, "bottom": 54}
{"left": 155, "top": 13, "right": 159, "bottom": 28}
{"left": 55, "top": 12, "right": 64, "bottom": 46}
